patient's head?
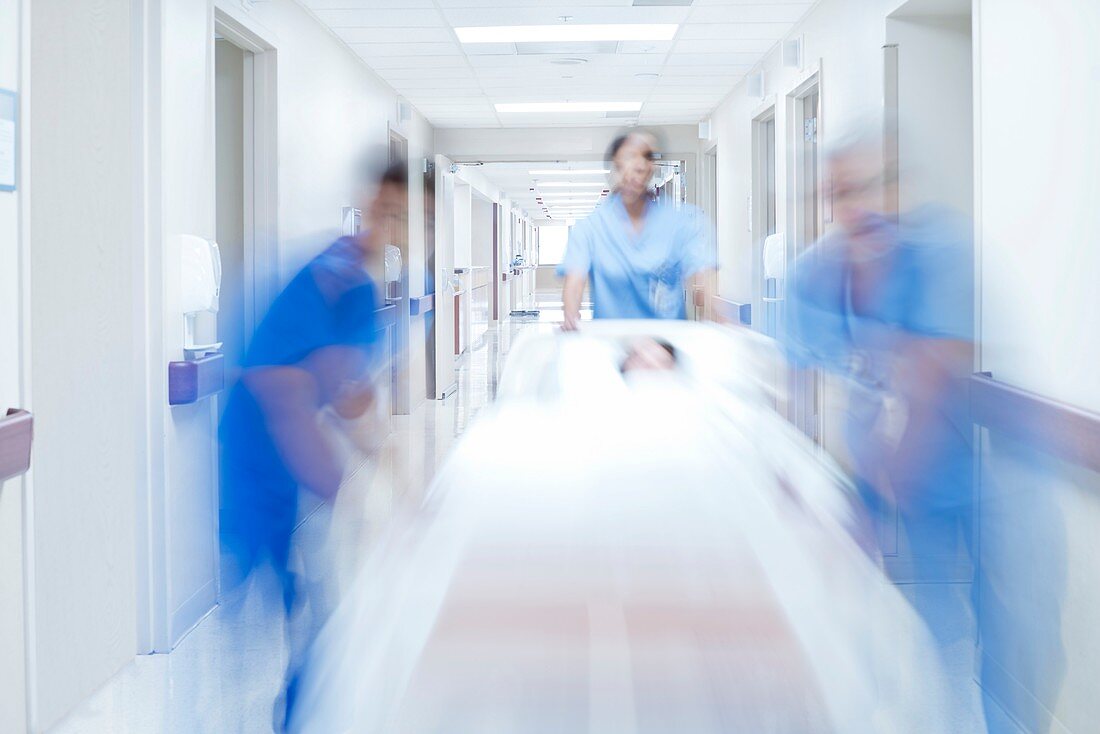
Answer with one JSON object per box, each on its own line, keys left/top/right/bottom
{"left": 620, "top": 338, "right": 677, "bottom": 373}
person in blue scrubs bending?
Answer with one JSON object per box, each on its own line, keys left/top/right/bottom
{"left": 558, "top": 130, "right": 715, "bottom": 330}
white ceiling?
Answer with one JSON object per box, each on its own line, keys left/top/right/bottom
{"left": 470, "top": 159, "right": 682, "bottom": 225}
{"left": 471, "top": 160, "right": 610, "bottom": 223}
{"left": 301, "top": 0, "right": 816, "bottom": 129}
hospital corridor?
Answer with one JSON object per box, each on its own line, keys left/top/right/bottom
{"left": 1, "top": 1, "right": 1098, "bottom": 733}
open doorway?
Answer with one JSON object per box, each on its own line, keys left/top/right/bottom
{"left": 752, "top": 108, "right": 778, "bottom": 338}
{"left": 696, "top": 147, "right": 718, "bottom": 321}
{"left": 424, "top": 160, "right": 436, "bottom": 400}
{"left": 882, "top": 0, "right": 974, "bottom": 584}
{"left": 212, "top": 15, "right": 278, "bottom": 400}
{"left": 386, "top": 129, "right": 411, "bottom": 415}
{"left": 786, "top": 74, "right": 824, "bottom": 447}
{"left": 214, "top": 40, "right": 247, "bottom": 404}
{"left": 210, "top": 13, "right": 278, "bottom": 612}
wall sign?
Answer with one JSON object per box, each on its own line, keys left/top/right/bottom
{"left": 0, "top": 89, "right": 16, "bottom": 192}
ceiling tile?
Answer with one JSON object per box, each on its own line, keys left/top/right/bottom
{"left": 671, "top": 40, "right": 767, "bottom": 59}
{"left": 663, "top": 53, "right": 756, "bottom": 67}
{"left": 677, "top": 25, "right": 786, "bottom": 43}
{"left": 355, "top": 42, "right": 461, "bottom": 58}
{"left": 365, "top": 55, "right": 468, "bottom": 70}
{"left": 313, "top": 8, "right": 445, "bottom": 28}
{"left": 435, "top": 0, "right": 628, "bottom": 6}
{"left": 304, "top": 0, "right": 436, "bottom": 7}
{"left": 441, "top": 6, "right": 691, "bottom": 27}
{"left": 340, "top": 27, "right": 456, "bottom": 43}
{"left": 305, "top": 0, "right": 815, "bottom": 130}
{"left": 687, "top": 4, "right": 811, "bottom": 23}
{"left": 376, "top": 66, "right": 476, "bottom": 79}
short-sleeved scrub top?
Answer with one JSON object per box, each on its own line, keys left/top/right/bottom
{"left": 557, "top": 193, "right": 714, "bottom": 320}
{"left": 219, "top": 236, "right": 380, "bottom": 597}
{"left": 784, "top": 205, "right": 974, "bottom": 513}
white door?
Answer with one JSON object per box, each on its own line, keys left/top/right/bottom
{"left": 788, "top": 84, "right": 823, "bottom": 446}
{"left": 434, "top": 155, "right": 457, "bottom": 398}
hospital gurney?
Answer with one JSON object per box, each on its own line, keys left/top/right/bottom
{"left": 289, "top": 321, "right": 949, "bottom": 734}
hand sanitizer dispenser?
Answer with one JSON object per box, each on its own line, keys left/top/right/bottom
{"left": 384, "top": 244, "right": 402, "bottom": 300}
{"left": 180, "top": 234, "right": 223, "bottom": 360}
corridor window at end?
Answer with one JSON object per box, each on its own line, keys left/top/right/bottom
{"left": 538, "top": 225, "right": 570, "bottom": 266}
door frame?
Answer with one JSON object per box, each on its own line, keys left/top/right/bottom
{"left": 785, "top": 65, "right": 825, "bottom": 449}
{"left": 433, "top": 154, "right": 458, "bottom": 399}
{"left": 214, "top": 7, "right": 280, "bottom": 332}
{"left": 134, "top": 5, "right": 281, "bottom": 656}
{"left": 387, "top": 126, "right": 411, "bottom": 415}
{"left": 751, "top": 102, "right": 778, "bottom": 337}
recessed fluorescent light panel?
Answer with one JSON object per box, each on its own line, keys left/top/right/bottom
{"left": 530, "top": 169, "right": 610, "bottom": 175}
{"left": 497, "top": 102, "right": 642, "bottom": 114}
{"left": 537, "top": 182, "right": 608, "bottom": 188}
{"left": 456, "top": 24, "right": 678, "bottom": 44}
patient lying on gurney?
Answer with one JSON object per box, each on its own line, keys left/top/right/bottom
{"left": 288, "top": 325, "right": 950, "bottom": 734}
{"left": 620, "top": 337, "right": 677, "bottom": 373}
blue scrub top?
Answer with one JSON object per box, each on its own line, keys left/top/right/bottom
{"left": 557, "top": 193, "right": 714, "bottom": 319}
{"left": 784, "top": 205, "right": 974, "bottom": 511}
{"left": 221, "top": 236, "right": 380, "bottom": 475}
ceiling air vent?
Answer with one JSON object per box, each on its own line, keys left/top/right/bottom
{"left": 605, "top": 110, "right": 638, "bottom": 119}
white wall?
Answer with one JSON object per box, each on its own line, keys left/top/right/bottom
{"left": 215, "top": 0, "right": 435, "bottom": 411}
{"left": 139, "top": 0, "right": 438, "bottom": 656}
{"left": 234, "top": 1, "right": 430, "bottom": 279}
{"left": 158, "top": 0, "right": 219, "bottom": 653}
{"left": 0, "top": 1, "right": 27, "bottom": 730}
{"left": 709, "top": 0, "right": 1100, "bottom": 730}
{"left": 886, "top": 13, "right": 973, "bottom": 216}
{"left": 708, "top": 0, "right": 897, "bottom": 307}
{"left": 453, "top": 183, "right": 472, "bottom": 269}
{"left": 28, "top": 1, "right": 141, "bottom": 728}
{"left": 471, "top": 193, "right": 493, "bottom": 268}
{"left": 976, "top": 0, "right": 1100, "bottom": 730}
{"left": 977, "top": 0, "right": 1100, "bottom": 411}
{"left": 6, "top": 0, "right": 438, "bottom": 728}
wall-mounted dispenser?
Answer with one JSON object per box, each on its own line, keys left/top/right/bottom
{"left": 170, "top": 235, "right": 226, "bottom": 406}
{"left": 384, "top": 244, "right": 403, "bottom": 300}
{"left": 180, "top": 234, "right": 222, "bottom": 360}
{"left": 762, "top": 232, "right": 786, "bottom": 281}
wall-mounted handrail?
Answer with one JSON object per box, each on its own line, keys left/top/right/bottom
{"left": 374, "top": 303, "right": 398, "bottom": 331}
{"left": 713, "top": 296, "right": 752, "bottom": 326}
{"left": 971, "top": 373, "right": 1100, "bottom": 474}
{"left": 409, "top": 293, "right": 434, "bottom": 316}
{"left": 0, "top": 408, "right": 33, "bottom": 483}
{"left": 168, "top": 353, "right": 225, "bottom": 406}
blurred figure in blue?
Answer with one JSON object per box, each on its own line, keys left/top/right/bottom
{"left": 558, "top": 129, "right": 714, "bottom": 330}
{"left": 784, "top": 131, "right": 1063, "bottom": 733}
{"left": 785, "top": 134, "right": 975, "bottom": 543}
{"left": 218, "top": 158, "right": 407, "bottom": 730}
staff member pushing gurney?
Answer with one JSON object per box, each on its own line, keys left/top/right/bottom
{"left": 558, "top": 130, "right": 716, "bottom": 330}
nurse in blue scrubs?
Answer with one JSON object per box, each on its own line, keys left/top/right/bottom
{"left": 784, "top": 134, "right": 1064, "bottom": 734}
{"left": 558, "top": 130, "right": 714, "bottom": 330}
{"left": 219, "top": 161, "right": 407, "bottom": 731}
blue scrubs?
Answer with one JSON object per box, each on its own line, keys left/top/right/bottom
{"left": 219, "top": 236, "right": 379, "bottom": 608}
{"left": 785, "top": 205, "right": 974, "bottom": 513}
{"left": 557, "top": 193, "right": 713, "bottom": 319}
